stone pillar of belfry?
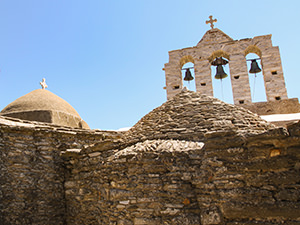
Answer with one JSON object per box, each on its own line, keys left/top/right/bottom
{"left": 164, "top": 63, "right": 183, "bottom": 100}
{"left": 229, "top": 53, "right": 252, "bottom": 104}
{"left": 194, "top": 60, "right": 213, "bottom": 97}
{"left": 261, "top": 46, "right": 288, "bottom": 101}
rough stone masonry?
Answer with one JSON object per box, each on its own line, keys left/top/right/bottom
{"left": 1, "top": 90, "right": 300, "bottom": 225}
{"left": 163, "top": 28, "right": 287, "bottom": 105}
{"left": 1, "top": 17, "right": 300, "bottom": 225}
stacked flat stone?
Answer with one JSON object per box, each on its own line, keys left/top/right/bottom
{"left": 65, "top": 131, "right": 300, "bottom": 225}
{"left": 0, "top": 116, "right": 120, "bottom": 225}
{"left": 1, "top": 91, "right": 300, "bottom": 225}
{"left": 124, "top": 90, "right": 274, "bottom": 148}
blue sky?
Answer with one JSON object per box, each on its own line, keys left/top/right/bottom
{"left": 0, "top": 0, "right": 300, "bottom": 130}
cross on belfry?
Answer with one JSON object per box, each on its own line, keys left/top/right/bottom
{"left": 206, "top": 15, "right": 217, "bottom": 29}
{"left": 40, "top": 78, "right": 48, "bottom": 89}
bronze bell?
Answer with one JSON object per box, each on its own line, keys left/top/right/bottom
{"left": 249, "top": 59, "right": 262, "bottom": 74}
{"left": 183, "top": 68, "right": 194, "bottom": 81}
{"left": 215, "top": 65, "right": 228, "bottom": 79}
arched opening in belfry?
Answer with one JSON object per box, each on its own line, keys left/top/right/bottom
{"left": 246, "top": 52, "right": 266, "bottom": 102}
{"left": 210, "top": 53, "right": 234, "bottom": 104}
{"left": 180, "top": 56, "right": 196, "bottom": 92}
{"left": 181, "top": 62, "right": 196, "bottom": 91}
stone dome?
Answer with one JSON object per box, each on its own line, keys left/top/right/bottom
{"left": 124, "top": 90, "right": 275, "bottom": 147}
{"left": 0, "top": 89, "right": 89, "bottom": 129}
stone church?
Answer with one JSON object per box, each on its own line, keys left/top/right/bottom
{"left": 0, "top": 17, "right": 300, "bottom": 225}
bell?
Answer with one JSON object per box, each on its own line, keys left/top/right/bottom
{"left": 183, "top": 68, "right": 194, "bottom": 81}
{"left": 249, "top": 59, "right": 261, "bottom": 74}
{"left": 215, "top": 65, "right": 228, "bottom": 79}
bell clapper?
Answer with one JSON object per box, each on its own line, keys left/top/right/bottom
{"left": 220, "top": 78, "right": 224, "bottom": 101}
{"left": 252, "top": 73, "right": 256, "bottom": 100}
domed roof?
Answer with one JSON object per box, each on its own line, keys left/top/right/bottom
{"left": 2, "top": 89, "right": 79, "bottom": 115}
{"left": 124, "top": 90, "right": 275, "bottom": 147}
{"left": 0, "top": 89, "right": 89, "bottom": 129}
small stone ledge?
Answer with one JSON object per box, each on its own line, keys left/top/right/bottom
{"left": 245, "top": 127, "right": 290, "bottom": 147}
{"left": 61, "top": 148, "right": 82, "bottom": 158}
{"left": 287, "top": 120, "right": 300, "bottom": 137}
{"left": 110, "top": 139, "right": 205, "bottom": 161}
{"left": 0, "top": 115, "right": 120, "bottom": 136}
{"left": 242, "top": 98, "right": 300, "bottom": 116}
{"left": 86, "top": 139, "right": 125, "bottom": 153}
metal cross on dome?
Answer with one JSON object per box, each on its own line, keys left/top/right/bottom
{"left": 206, "top": 15, "right": 217, "bottom": 29}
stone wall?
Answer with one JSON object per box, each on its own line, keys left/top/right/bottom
{"left": 0, "top": 116, "right": 121, "bottom": 225}
{"left": 61, "top": 91, "right": 300, "bottom": 224}
{"left": 64, "top": 124, "right": 300, "bottom": 225}
{"left": 1, "top": 90, "right": 300, "bottom": 225}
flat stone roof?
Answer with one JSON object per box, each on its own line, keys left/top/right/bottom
{"left": 261, "top": 113, "right": 300, "bottom": 122}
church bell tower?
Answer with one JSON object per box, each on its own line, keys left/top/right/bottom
{"left": 163, "top": 16, "right": 300, "bottom": 123}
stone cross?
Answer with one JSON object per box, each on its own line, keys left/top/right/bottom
{"left": 206, "top": 15, "right": 217, "bottom": 29}
{"left": 40, "top": 78, "right": 48, "bottom": 89}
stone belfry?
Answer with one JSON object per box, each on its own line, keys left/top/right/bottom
{"left": 163, "top": 16, "right": 288, "bottom": 105}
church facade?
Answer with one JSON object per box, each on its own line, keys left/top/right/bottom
{"left": 1, "top": 17, "right": 300, "bottom": 225}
